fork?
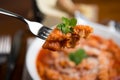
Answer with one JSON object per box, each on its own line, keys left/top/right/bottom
{"left": 6, "top": 30, "right": 24, "bottom": 80}
{"left": 0, "top": 36, "right": 11, "bottom": 64}
{"left": 114, "top": 21, "right": 120, "bottom": 33}
{"left": 0, "top": 8, "right": 52, "bottom": 40}
{"left": 107, "top": 20, "right": 120, "bottom": 33}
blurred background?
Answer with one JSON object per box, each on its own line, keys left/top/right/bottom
{"left": 0, "top": 0, "right": 120, "bottom": 80}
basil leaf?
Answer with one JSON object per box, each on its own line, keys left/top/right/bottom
{"left": 57, "top": 23, "right": 65, "bottom": 30}
{"left": 69, "top": 49, "right": 87, "bottom": 65}
{"left": 69, "top": 18, "right": 77, "bottom": 27}
{"left": 62, "top": 17, "right": 70, "bottom": 26}
{"left": 61, "top": 26, "right": 71, "bottom": 34}
{"left": 57, "top": 17, "right": 77, "bottom": 34}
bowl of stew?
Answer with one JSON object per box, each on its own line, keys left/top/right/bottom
{"left": 26, "top": 23, "right": 120, "bottom": 80}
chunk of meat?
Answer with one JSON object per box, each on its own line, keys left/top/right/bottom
{"left": 43, "top": 25, "right": 93, "bottom": 51}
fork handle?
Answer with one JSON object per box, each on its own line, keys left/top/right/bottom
{"left": 0, "top": 8, "right": 27, "bottom": 23}
{"left": 6, "top": 30, "right": 24, "bottom": 80}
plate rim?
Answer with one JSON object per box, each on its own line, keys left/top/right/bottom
{"left": 26, "top": 38, "right": 45, "bottom": 80}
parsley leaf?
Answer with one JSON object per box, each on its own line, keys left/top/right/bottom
{"left": 57, "top": 17, "right": 77, "bottom": 34}
{"left": 69, "top": 49, "right": 88, "bottom": 65}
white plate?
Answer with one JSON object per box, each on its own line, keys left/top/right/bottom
{"left": 26, "top": 24, "right": 120, "bottom": 80}
{"left": 26, "top": 38, "right": 45, "bottom": 80}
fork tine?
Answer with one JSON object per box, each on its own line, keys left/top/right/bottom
{"left": 38, "top": 33, "right": 47, "bottom": 40}
{"left": 1, "top": 36, "right": 6, "bottom": 53}
{"left": 39, "top": 27, "right": 52, "bottom": 33}
{"left": 42, "top": 30, "right": 50, "bottom": 36}
{"left": 2, "top": 36, "right": 6, "bottom": 53}
{"left": 38, "top": 27, "right": 52, "bottom": 39}
{"left": 6, "top": 36, "right": 11, "bottom": 54}
{"left": 0, "top": 37, "right": 2, "bottom": 53}
{"left": 0, "top": 36, "right": 4, "bottom": 53}
{"left": 0, "top": 35, "right": 11, "bottom": 65}
{"left": 3, "top": 36, "right": 8, "bottom": 53}
{"left": 43, "top": 26, "right": 52, "bottom": 30}
{"left": 115, "top": 22, "right": 120, "bottom": 32}
{"left": 0, "top": 36, "right": 11, "bottom": 54}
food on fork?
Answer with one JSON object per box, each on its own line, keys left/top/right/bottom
{"left": 42, "top": 17, "right": 93, "bottom": 51}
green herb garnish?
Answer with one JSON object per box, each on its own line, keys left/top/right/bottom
{"left": 57, "top": 17, "right": 77, "bottom": 34}
{"left": 69, "top": 49, "right": 88, "bottom": 65}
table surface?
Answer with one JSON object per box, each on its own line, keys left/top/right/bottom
{"left": 0, "top": 0, "right": 120, "bottom": 80}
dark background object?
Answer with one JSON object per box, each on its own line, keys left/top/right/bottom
{"left": 0, "top": 0, "right": 34, "bottom": 80}
{"left": 6, "top": 30, "right": 24, "bottom": 80}
{"left": 31, "top": 0, "right": 45, "bottom": 22}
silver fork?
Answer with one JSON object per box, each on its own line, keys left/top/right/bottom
{"left": 107, "top": 20, "right": 120, "bottom": 33}
{"left": 114, "top": 21, "right": 120, "bottom": 33}
{"left": 0, "top": 8, "right": 52, "bottom": 40}
{"left": 0, "top": 36, "right": 11, "bottom": 64}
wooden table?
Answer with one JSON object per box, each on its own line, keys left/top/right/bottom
{"left": 0, "top": 0, "right": 120, "bottom": 80}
